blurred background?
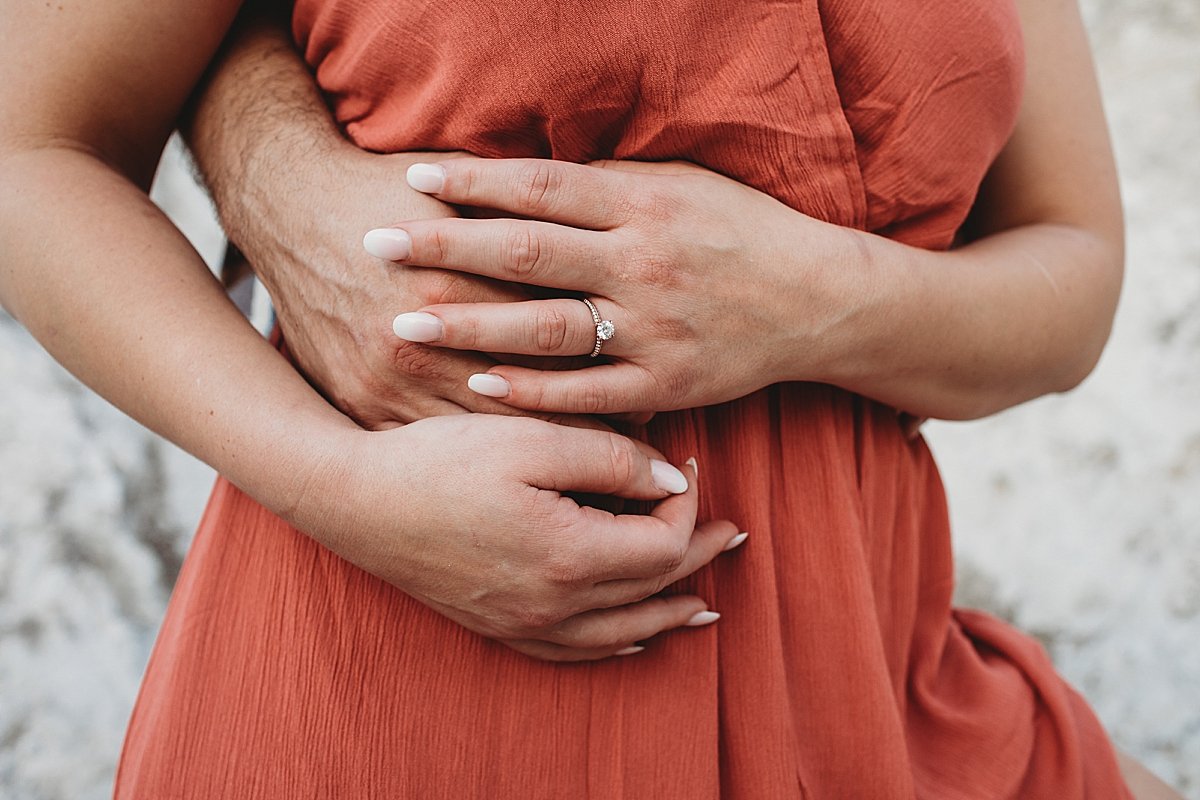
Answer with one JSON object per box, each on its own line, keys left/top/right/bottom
{"left": 1, "top": 1, "right": 1197, "bottom": 797}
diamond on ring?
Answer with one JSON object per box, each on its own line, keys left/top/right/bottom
{"left": 581, "top": 298, "right": 615, "bottom": 358}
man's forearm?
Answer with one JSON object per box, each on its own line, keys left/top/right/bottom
{"left": 183, "top": 11, "right": 358, "bottom": 251}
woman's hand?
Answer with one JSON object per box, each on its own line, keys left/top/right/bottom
{"left": 370, "top": 157, "right": 854, "bottom": 415}
{"left": 297, "top": 415, "right": 745, "bottom": 661}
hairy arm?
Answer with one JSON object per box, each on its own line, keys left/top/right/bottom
{"left": 181, "top": 10, "right": 558, "bottom": 430}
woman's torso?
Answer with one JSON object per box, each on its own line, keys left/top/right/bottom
{"left": 115, "top": 3, "right": 1134, "bottom": 797}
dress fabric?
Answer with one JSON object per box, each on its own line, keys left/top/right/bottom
{"left": 116, "top": 0, "right": 1134, "bottom": 797}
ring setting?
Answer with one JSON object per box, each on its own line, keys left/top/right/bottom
{"left": 581, "top": 297, "right": 615, "bottom": 358}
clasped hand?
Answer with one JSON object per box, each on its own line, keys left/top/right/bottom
{"left": 371, "top": 157, "right": 847, "bottom": 415}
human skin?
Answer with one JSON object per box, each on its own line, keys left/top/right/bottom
{"left": 153, "top": 4, "right": 1180, "bottom": 796}
{"left": 0, "top": 0, "right": 742, "bottom": 663}
{"left": 181, "top": 0, "right": 1123, "bottom": 651}
{"left": 370, "top": 0, "right": 1125, "bottom": 422}
{"left": 181, "top": 8, "right": 623, "bottom": 433}
{"left": 195, "top": 0, "right": 1125, "bottom": 428}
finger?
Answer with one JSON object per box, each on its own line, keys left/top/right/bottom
{"left": 523, "top": 425, "right": 691, "bottom": 500}
{"left": 596, "top": 519, "right": 745, "bottom": 602}
{"left": 404, "top": 157, "right": 636, "bottom": 229}
{"left": 607, "top": 411, "right": 657, "bottom": 426}
{"left": 587, "top": 158, "right": 705, "bottom": 177}
{"left": 545, "top": 593, "right": 715, "bottom": 650}
{"left": 502, "top": 638, "right": 647, "bottom": 662}
{"left": 394, "top": 297, "right": 626, "bottom": 360}
{"left": 384, "top": 331, "right": 613, "bottom": 430}
{"left": 573, "top": 457, "right": 703, "bottom": 581}
{"left": 364, "top": 217, "right": 614, "bottom": 292}
{"left": 467, "top": 363, "right": 654, "bottom": 415}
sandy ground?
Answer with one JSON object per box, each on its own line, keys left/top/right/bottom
{"left": 1, "top": 1, "right": 1197, "bottom": 797}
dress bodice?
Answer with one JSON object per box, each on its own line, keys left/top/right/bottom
{"left": 294, "top": 0, "right": 1023, "bottom": 249}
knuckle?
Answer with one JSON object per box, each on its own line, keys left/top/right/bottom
{"left": 629, "top": 248, "right": 679, "bottom": 289}
{"left": 515, "top": 604, "right": 562, "bottom": 633}
{"left": 515, "top": 162, "right": 561, "bottom": 216}
{"left": 502, "top": 223, "right": 545, "bottom": 281}
{"left": 452, "top": 311, "right": 482, "bottom": 348}
{"left": 538, "top": 518, "right": 593, "bottom": 585}
{"left": 633, "top": 189, "right": 678, "bottom": 225}
{"left": 517, "top": 378, "right": 550, "bottom": 412}
{"left": 505, "top": 415, "right": 554, "bottom": 451}
{"left": 655, "top": 540, "right": 688, "bottom": 576}
{"left": 420, "top": 226, "right": 451, "bottom": 266}
{"left": 456, "top": 162, "right": 477, "bottom": 198}
{"left": 658, "top": 367, "right": 692, "bottom": 407}
{"left": 557, "top": 621, "right": 622, "bottom": 651}
{"left": 648, "top": 313, "right": 694, "bottom": 344}
{"left": 602, "top": 435, "right": 639, "bottom": 488}
{"left": 411, "top": 270, "right": 465, "bottom": 306}
{"left": 390, "top": 340, "right": 445, "bottom": 380}
{"left": 532, "top": 305, "right": 572, "bottom": 353}
{"left": 578, "top": 381, "right": 613, "bottom": 414}
{"left": 542, "top": 550, "right": 590, "bottom": 588}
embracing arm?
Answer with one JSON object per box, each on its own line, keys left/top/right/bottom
{"left": 0, "top": 0, "right": 350, "bottom": 513}
{"left": 0, "top": 0, "right": 739, "bottom": 662}
{"left": 180, "top": 10, "right": 556, "bottom": 430}
{"left": 815, "top": 0, "right": 1123, "bottom": 419}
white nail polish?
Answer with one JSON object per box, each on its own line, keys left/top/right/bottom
{"left": 407, "top": 163, "right": 446, "bottom": 194}
{"left": 685, "top": 456, "right": 698, "bottom": 477}
{"left": 686, "top": 611, "right": 721, "bottom": 627}
{"left": 467, "top": 373, "right": 511, "bottom": 398}
{"left": 615, "top": 646, "right": 645, "bottom": 656}
{"left": 363, "top": 228, "right": 411, "bottom": 260}
{"left": 392, "top": 312, "right": 444, "bottom": 342}
{"left": 722, "top": 532, "right": 749, "bottom": 552}
{"left": 650, "top": 460, "right": 689, "bottom": 494}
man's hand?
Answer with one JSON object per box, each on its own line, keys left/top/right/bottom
{"left": 184, "top": 17, "right": 550, "bottom": 430}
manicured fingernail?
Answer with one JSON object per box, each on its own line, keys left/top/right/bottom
{"left": 407, "top": 163, "right": 446, "bottom": 194}
{"left": 723, "top": 532, "right": 749, "bottom": 552}
{"left": 686, "top": 611, "right": 721, "bottom": 627}
{"left": 363, "top": 228, "right": 411, "bottom": 260}
{"left": 685, "top": 456, "right": 698, "bottom": 477}
{"left": 651, "top": 460, "right": 689, "bottom": 494}
{"left": 392, "top": 312, "right": 443, "bottom": 342}
{"left": 615, "top": 646, "right": 645, "bottom": 656}
{"left": 467, "top": 373, "right": 511, "bottom": 398}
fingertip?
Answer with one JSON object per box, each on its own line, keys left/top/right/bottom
{"left": 406, "top": 162, "right": 446, "bottom": 194}
{"left": 650, "top": 459, "right": 689, "bottom": 494}
{"left": 722, "top": 531, "right": 749, "bottom": 552}
{"left": 467, "top": 373, "right": 511, "bottom": 398}
{"left": 363, "top": 228, "right": 411, "bottom": 261}
{"left": 392, "top": 311, "right": 444, "bottom": 342}
{"left": 685, "top": 610, "right": 721, "bottom": 627}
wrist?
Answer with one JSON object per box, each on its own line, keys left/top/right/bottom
{"left": 278, "top": 425, "right": 424, "bottom": 586}
{"left": 254, "top": 419, "right": 375, "bottom": 542}
{"left": 766, "top": 222, "right": 891, "bottom": 389}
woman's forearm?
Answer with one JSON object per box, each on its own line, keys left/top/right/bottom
{"left": 0, "top": 146, "right": 356, "bottom": 519}
{"left": 780, "top": 0, "right": 1122, "bottom": 421}
{"left": 795, "top": 219, "right": 1122, "bottom": 420}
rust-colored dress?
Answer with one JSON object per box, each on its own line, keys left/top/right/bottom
{"left": 116, "top": 0, "right": 1134, "bottom": 797}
